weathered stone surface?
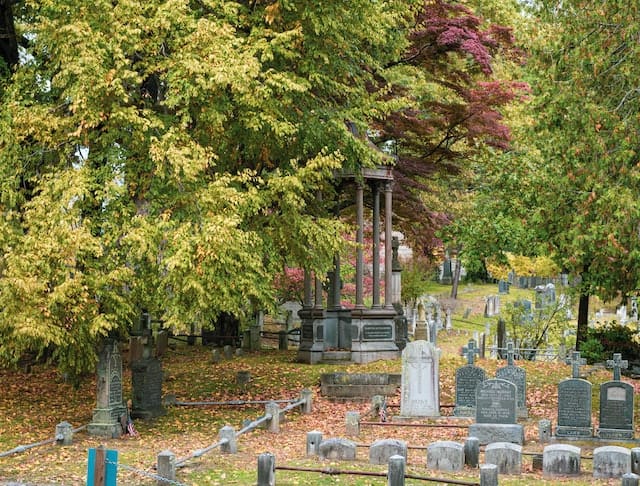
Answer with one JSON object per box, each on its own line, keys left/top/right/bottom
{"left": 556, "top": 378, "right": 592, "bottom": 438}
{"left": 475, "top": 379, "right": 516, "bottom": 424}
{"left": 593, "top": 446, "right": 632, "bottom": 479}
{"left": 454, "top": 365, "right": 485, "bottom": 417}
{"left": 400, "top": 340, "right": 439, "bottom": 417}
{"left": 319, "top": 438, "right": 357, "bottom": 461}
{"left": 369, "top": 439, "right": 407, "bottom": 465}
{"left": 484, "top": 442, "right": 522, "bottom": 475}
{"left": 426, "top": 441, "right": 464, "bottom": 472}
{"left": 543, "top": 444, "right": 581, "bottom": 477}
{"left": 468, "top": 423, "right": 524, "bottom": 445}
{"left": 320, "top": 373, "right": 400, "bottom": 401}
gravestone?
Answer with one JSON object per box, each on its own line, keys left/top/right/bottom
{"left": 469, "top": 378, "right": 524, "bottom": 445}
{"left": 131, "top": 356, "right": 166, "bottom": 420}
{"left": 453, "top": 340, "right": 486, "bottom": 417}
{"left": 593, "top": 446, "right": 632, "bottom": 479}
{"left": 369, "top": 439, "right": 407, "bottom": 465}
{"left": 414, "top": 302, "right": 428, "bottom": 341}
{"left": 556, "top": 351, "right": 592, "bottom": 439}
{"left": 496, "top": 342, "right": 528, "bottom": 418}
{"left": 597, "top": 353, "right": 634, "bottom": 439}
{"left": 543, "top": 444, "right": 581, "bottom": 477}
{"left": 88, "top": 340, "right": 128, "bottom": 438}
{"left": 319, "top": 438, "right": 357, "bottom": 460}
{"left": 426, "top": 441, "right": 464, "bottom": 472}
{"left": 485, "top": 442, "right": 522, "bottom": 475}
{"left": 399, "top": 340, "right": 439, "bottom": 417}
{"left": 498, "top": 280, "right": 509, "bottom": 294}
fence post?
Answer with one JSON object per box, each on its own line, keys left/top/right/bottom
{"left": 278, "top": 330, "right": 288, "bottom": 350}
{"left": 345, "top": 411, "right": 360, "bottom": 436}
{"left": 157, "top": 450, "right": 176, "bottom": 485}
{"left": 300, "top": 388, "right": 313, "bottom": 414}
{"left": 480, "top": 463, "right": 498, "bottom": 486}
{"left": 219, "top": 425, "right": 237, "bottom": 453}
{"left": 388, "top": 454, "right": 405, "bottom": 486}
{"left": 257, "top": 452, "right": 276, "bottom": 486}
{"left": 87, "top": 445, "right": 118, "bottom": 486}
{"left": 266, "top": 402, "right": 280, "bottom": 433}
{"left": 464, "top": 437, "right": 480, "bottom": 468}
{"left": 306, "top": 431, "right": 323, "bottom": 457}
{"left": 55, "top": 421, "right": 73, "bottom": 446}
{"left": 623, "top": 473, "right": 640, "bottom": 486}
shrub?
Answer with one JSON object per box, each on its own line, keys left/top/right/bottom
{"left": 585, "top": 322, "right": 640, "bottom": 363}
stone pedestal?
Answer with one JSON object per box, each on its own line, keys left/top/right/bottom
{"left": 88, "top": 340, "right": 127, "bottom": 438}
{"left": 350, "top": 308, "right": 400, "bottom": 364}
{"left": 297, "top": 308, "right": 325, "bottom": 364}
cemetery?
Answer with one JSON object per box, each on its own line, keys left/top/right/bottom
{"left": 3, "top": 282, "right": 640, "bottom": 485}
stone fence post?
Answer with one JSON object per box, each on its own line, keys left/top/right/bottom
{"left": 156, "top": 450, "right": 176, "bottom": 485}
{"left": 257, "top": 452, "right": 276, "bottom": 486}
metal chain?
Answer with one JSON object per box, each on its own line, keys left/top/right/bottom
{"left": 105, "top": 459, "right": 189, "bottom": 486}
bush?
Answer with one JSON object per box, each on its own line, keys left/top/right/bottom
{"left": 579, "top": 337, "right": 605, "bottom": 364}
{"left": 585, "top": 322, "right": 640, "bottom": 363}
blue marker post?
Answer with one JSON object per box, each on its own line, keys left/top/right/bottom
{"left": 87, "top": 445, "right": 118, "bottom": 486}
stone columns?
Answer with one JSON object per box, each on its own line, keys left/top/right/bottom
{"left": 372, "top": 181, "right": 381, "bottom": 308}
{"left": 384, "top": 181, "right": 393, "bottom": 309}
{"left": 355, "top": 182, "right": 365, "bottom": 309}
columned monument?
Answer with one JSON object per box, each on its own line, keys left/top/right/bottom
{"left": 297, "top": 165, "right": 400, "bottom": 364}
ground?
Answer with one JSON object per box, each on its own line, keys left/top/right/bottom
{"left": 0, "top": 283, "right": 636, "bottom": 485}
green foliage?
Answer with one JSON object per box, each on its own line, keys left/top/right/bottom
{"left": 401, "top": 257, "right": 435, "bottom": 307}
{"left": 585, "top": 322, "right": 640, "bottom": 363}
{"left": 501, "top": 298, "right": 572, "bottom": 356}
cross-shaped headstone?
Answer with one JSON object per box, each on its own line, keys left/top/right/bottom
{"left": 565, "top": 351, "right": 586, "bottom": 378}
{"left": 505, "top": 341, "right": 515, "bottom": 366}
{"left": 462, "top": 339, "right": 480, "bottom": 365}
{"left": 606, "top": 353, "right": 628, "bottom": 381}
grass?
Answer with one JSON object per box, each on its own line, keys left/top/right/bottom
{"left": 0, "top": 283, "right": 638, "bottom": 485}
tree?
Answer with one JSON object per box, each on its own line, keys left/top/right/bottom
{"left": 0, "top": 0, "right": 411, "bottom": 375}
{"left": 520, "top": 0, "right": 640, "bottom": 347}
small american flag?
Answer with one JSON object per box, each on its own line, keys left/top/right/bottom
{"left": 379, "top": 400, "right": 388, "bottom": 423}
{"left": 126, "top": 417, "right": 138, "bottom": 437}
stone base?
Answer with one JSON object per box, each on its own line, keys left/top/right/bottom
{"left": 468, "top": 423, "right": 524, "bottom": 445}
{"left": 87, "top": 422, "right": 123, "bottom": 438}
{"left": 321, "top": 350, "right": 352, "bottom": 363}
{"left": 350, "top": 347, "right": 400, "bottom": 364}
{"left": 296, "top": 347, "right": 324, "bottom": 364}
{"left": 555, "top": 426, "right": 593, "bottom": 439}
{"left": 597, "top": 428, "right": 634, "bottom": 440}
{"left": 393, "top": 414, "right": 440, "bottom": 422}
{"left": 131, "top": 406, "right": 167, "bottom": 420}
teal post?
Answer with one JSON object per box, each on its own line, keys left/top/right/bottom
{"left": 87, "top": 446, "right": 118, "bottom": 486}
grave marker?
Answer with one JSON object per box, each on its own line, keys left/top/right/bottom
{"left": 496, "top": 342, "right": 528, "bottom": 418}
{"left": 556, "top": 351, "right": 592, "bottom": 438}
{"left": 469, "top": 379, "right": 523, "bottom": 444}
{"left": 598, "top": 353, "right": 634, "bottom": 439}
{"left": 453, "top": 340, "right": 485, "bottom": 417}
{"left": 399, "top": 340, "right": 439, "bottom": 417}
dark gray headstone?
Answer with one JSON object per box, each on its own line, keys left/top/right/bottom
{"left": 598, "top": 381, "right": 634, "bottom": 439}
{"left": 453, "top": 365, "right": 486, "bottom": 417}
{"left": 476, "top": 379, "right": 516, "bottom": 424}
{"left": 131, "top": 357, "right": 166, "bottom": 420}
{"left": 496, "top": 364, "right": 528, "bottom": 418}
{"left": 556, "top": 378, "right": 592, "bottom": 438}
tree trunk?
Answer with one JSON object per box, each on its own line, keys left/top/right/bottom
{"left": 450, "top": 258, "right": 461, "bottom": 299}
{"left": 575, "top": 292, "right": 590, "bottom": 350}
{"left": 0, "top": 0, "right": 19, "bottom": 68}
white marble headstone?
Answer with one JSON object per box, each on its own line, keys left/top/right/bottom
{"left": 400, "top": 340, "right": 439, "bottom": 417}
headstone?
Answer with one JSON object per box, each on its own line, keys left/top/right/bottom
{"left": 400, "top": 340, "right": 439, "bottom": 417}
{"left": 453, "top": 340, "right": 485, "bottom": 417}
{"left": 623, "top": 473, "right": 640, "bottom": 486}
{"left": 88, "top": 340, "right": 127, "bottom": 438}
{"left": 469, "top": 379, "right": 524, "bottom": 445}
{"left": 319, "top": 438, "right": 357, "bottom": 460}
{"left": 426, "top": 441, "right": 464, "bottom": 472}
{"left": 131, "top": 357, "right": 166, "bottom": 420}
{"left": 369, "top": 439, "right": 407, "bottom": 465}
{"left": 211, "top": 348, "right": 221, "bottom": 364}
{"left": 223, "top": 345, "right": 233, "bottom": 360}
{"left": 496, "top": 342, "right": 528, "bottom": 418}
{"left": 480, "top": 464, "right": 498, "bottom": 486}
{"left": 484, "top": 442, "right": 522, "bottom": 475}
{"left": 556, "top": 351, "right": 592, "bottom": 438}
{"left": 156, "top": 330, "right": 168, "bottom": 357}
{"left": 593, "top": 446, "right": 631, "bottom": 479}
{"left": 345, "top": 411, "right": 360, "bottom": 436}
{"left": 128, "top": 336, "right": 144, "bottom": 364}
{"left": 445, "top": 308, "right": 452, "bottom": 330}
{"left": 543, "top": 444, "right": 581, "bottom": 477}
{"left": 498, "top": 280, "right": 509, "bottom": 294}
{"left": 597, "top": 353, "right": 634, "bottom": 439}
